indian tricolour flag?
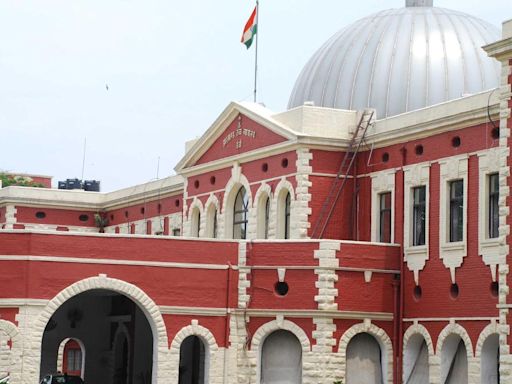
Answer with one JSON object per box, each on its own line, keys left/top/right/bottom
{"left": 241, "top": 6, "right": 257, "bottom": 49}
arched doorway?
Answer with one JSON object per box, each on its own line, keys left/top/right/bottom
{"left": 440, "top": 334, "right": 468, "bottom": 384}
{"left": 58, "top": 338, "right": 85, "bottom": 378}
{"left": 403, "top": 334, "right": 429, "bottom": 384}
{"left": 40, "top": 289, "right": 153, "bottom": 384}
{"left": 178, "top": 336, "right": 206, "bottom": 384}
{"left": 481, "top": 334, "right": 499, "bottom": 384}
{"left": 346, "top": 333, "right": 384, "bottom": 384}
{"left": 260, "top": 330, "right": 302, "bottom": 383}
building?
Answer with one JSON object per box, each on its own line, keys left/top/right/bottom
{"left": 0, "top": 1, "right": 512, "bottom": 383}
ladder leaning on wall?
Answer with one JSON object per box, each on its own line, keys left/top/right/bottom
{"left": 310, "top": 109, "right": 375, "bottom": 239}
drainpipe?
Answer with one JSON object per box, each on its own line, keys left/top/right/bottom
{"left": 223, "top": 261, "right": 232, "bottom": 384}
{"left": 392, "top": 275, "right": 400, "bottom": 384}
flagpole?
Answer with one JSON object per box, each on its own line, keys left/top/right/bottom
{"left": 253, "top": 0, "right": 259, "bottom": 102}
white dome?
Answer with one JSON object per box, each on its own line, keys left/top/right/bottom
{"left": 288, "top": 3, "right": 500, "bottom": 118}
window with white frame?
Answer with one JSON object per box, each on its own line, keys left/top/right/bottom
{"left": 478, "top": 149, "right": 501, "bottom": 270}
{"left": 403, "top": 163, "right": 430, "bottom": 284}
{"left": 371, "top": 170, "right": 395, "bottom": 243}
{"left": 439, "top": 155, "right": 468, "bottom": 276}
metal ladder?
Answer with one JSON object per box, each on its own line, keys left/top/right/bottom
{"left": 310, "top": 109, "right": 375, "bottom": 239}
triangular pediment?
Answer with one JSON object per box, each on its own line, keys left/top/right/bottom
{"left": 175, "top": 101, "right": 297, "bottom": 172}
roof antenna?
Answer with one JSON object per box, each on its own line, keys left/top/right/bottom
{"left": 156, "top": 156, "right": 160, "bottom": 180}
{"left": 81, "top": 137, "right": 87, "bottom": 182}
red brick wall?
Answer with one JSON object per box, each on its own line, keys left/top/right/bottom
{"left": 195, "top": 114, "right": 287, "bottom": 165}
{"left": 106, "top": 194, "right": 183, "bottom": 226}
{"left": 15, "top": 207, "right": 97, "bottom": 227}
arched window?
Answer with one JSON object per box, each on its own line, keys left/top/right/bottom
{"left": 481, "top": 334, "right": 499, "bottom": 384}
{"left": 257, "top": 194, "right": 271, "bottom": 239}
{"left": 346, "top": 333, "right": 383, "bottom": 384}
{"left": 63, "top": 340, "right": 82, "bottom": 376}
{"left": 179, "top": 336, "right": 206, "bottom": 384}
{"left": 261, "top": 330, "right": 301, "bottom": 383}
{"left": 441, "top": 335, "right": 468, "bottom": 384}
{"left": 190, "top": 208, "right": 201, "bottom": 237}
{"left": 277, "top": 191, "right": 292, "bottom": 239}
{"left": 206, "top": 205, "right": 218, "bottom": 238}
{"left": 403, "top": 334, "right": 429, "bottom": 384}
{"left": 233, "top": 187, "right": 249, "bottom": 239}
{"left": 284, "top": 192, "right": 291, "bottom": 239}
{"left": 265, "top": 197, "right": 270, "bottom": 239}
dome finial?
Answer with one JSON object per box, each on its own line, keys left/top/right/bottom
{"left": 406, "top": 0, "right": 433, "bottom": 6}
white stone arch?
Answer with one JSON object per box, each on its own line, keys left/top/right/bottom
{"left": 338, "top": 321, "right": 394, "bottom": 384}
{"left": 436, "top": 323, "right": 474, "bottom": 384}
{"left": 204, "top": 194, "right": 220, "bottom": 238}
{"left": 222, "top": 164, "right": 252, "bottom": 239}
{"left": 402, "top": 323, "right": 435, "bottom": 383}
{"left": 169, "top": 321, "right": 219, "bottom": 384}
{"left": 250, "top": 319, "right": 310, "bottom": 384}
{"left": 0, "top": 320, "right": 19, "bottom": 380}
{"left": 475, "top": 322, "right": 499, "bottom": 358}
{"left": 187, "top": 197, "right": 204, "bottom": 237}
{"left": 251, "top": 319, "right": 311, "bottom": 353}
{"left": 253, "top": 183, "right": 272, "bottom": 239}
{"left": 29, "top": 275, "right": 169, "bottom": 384}
{"left": 273, "top": 178, "right": 296, "bottom": 239}
{"left": 436, "top": 323, "right": 473, "bottom": 357}
{"left": 476, "top": 322, "right": 500, "bottom": 383}
{"left": 56, "top": 337, "right": 86, "bottom": 378}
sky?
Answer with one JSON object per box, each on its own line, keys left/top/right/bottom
{"left": 0, "top": 0, "right": 510, "bottom": 191}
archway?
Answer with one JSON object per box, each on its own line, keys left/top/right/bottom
{"left": 40, "top": 289, "right": 153, "bottom": 384}
{"left": 346, "top": 333, "right": 383, "bottom": 384}
{"left": 179, "top": 336, "right": 206, "bottom": 384}
{"left": 260, "top": 330, "right": 302, "bottom": 384}
{"left": 440, "top": 334, "right": 468, "bottom": 384}
{"left": 57, "top": 338, "right": 85, "bottom": 378}
{"left": 403, "top": 334, "right": 429, "bottom": 384}
{"left": 481, "top": 334, "right": 499, "bottom": 384}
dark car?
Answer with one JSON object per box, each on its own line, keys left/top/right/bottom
{"left": 40, "top": 374, "right": 84, "bottom": 384}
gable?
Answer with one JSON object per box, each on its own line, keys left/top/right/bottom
{"left": 194, "top": 113, "right": 289, "bottom": 166}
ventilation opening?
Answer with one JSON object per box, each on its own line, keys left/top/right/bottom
{"left": 274, "top": 282, "right": 289, "bottom": 296}
{"left": 415, "top": 145, "right": 424, "bottom": 155}
{"left": 194, "top": 180, "right": 200, "bottom": 189}
{"left": 491, "top": 128, "right": 500, "bottom": 140}
{"left": 78, "top": 214, "right": 89, "bottom": 222}
{"left": 140, "top": 207, "right": 145, "bottom": 215}
{"left": 210, "top": 176, "right": 216, "bottom": 185}
{"left": 262, "top": 163, "right": 269, "bottom": 172}
{"left": 175, "top": 199, "right": 180, "bottom": 207}
{"left": 452, "top": 136, "right": 461, "bottom": 148}
{"left": 413, "top": 285, "right": 422, "bottom": 301}
{"left": 36, "top": 211, "right": 46, "bottom": 219}
{"left": 450, "top": 283, "right": 459, "bottom": 299}
{"left": 382, "top": 153, "right": 389, "bottom": 163}
{"left": 491, "top": 281, "right": 499, "bottom": 298}
{"left": 281, "top": 158, "right": 289, "bottom": 168}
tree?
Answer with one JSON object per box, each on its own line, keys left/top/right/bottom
{"left": 0, "top": 173, "right": 45, "bottom": 188}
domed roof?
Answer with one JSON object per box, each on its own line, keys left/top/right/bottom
{"left": 288, "top": 1, "right": 500, "bottom": 118}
